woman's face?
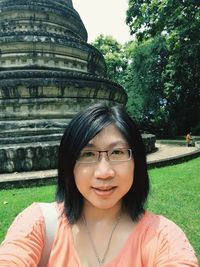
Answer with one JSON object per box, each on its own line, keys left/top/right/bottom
{"left": 73, "top": 124, "right": 134, "bottom": 211}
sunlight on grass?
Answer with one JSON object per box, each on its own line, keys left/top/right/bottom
{"left": 147, "top": 157, "right": 200, "bottom": 261}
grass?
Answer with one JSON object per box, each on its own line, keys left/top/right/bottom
{"left": 147, "top": 157, "right": 200, "bottom": 261}
{"left": 0, "top": 157, "right": 199, "bottom": 262}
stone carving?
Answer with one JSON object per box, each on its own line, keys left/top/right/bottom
{"left": 0, "top": 144, "right": 58, "bottom": 173}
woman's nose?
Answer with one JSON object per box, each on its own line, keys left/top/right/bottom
{"left": 94, "top": 156, "right": 115, "bottom": 179}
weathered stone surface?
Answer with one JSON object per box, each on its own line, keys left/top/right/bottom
{"left": 142, "top": 134, "right": 156, "bottom": 154}
{"left": 0, "top": 0, "right": 153, "bottom": 174}
{"left": 0, "top": 143, "right": 59, "bottom": 173}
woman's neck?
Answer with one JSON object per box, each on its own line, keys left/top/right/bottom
{"left": 82, "top": 201, "right": 123, "bottom": 224}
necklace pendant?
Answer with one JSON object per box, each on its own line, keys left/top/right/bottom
{"left": 98, "top": 259, "right": 104, "bottom": 266}
{"left": 99, "top": 259, "right": 104, "bottom": 265}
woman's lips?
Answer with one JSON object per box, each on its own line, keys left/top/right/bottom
{"left": 92, "top": 186, "right": 117, "bottom": 196}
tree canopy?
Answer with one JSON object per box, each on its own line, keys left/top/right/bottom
{"left": 92, "top": 34, "right": 128, "bottom": 84}
{"left": 92, "top": 1, "right": 200, "bottom": 136}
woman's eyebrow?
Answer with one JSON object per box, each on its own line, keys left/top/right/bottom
{"left": 84, "top": 141, "right": 129, "bottom": 149}
{"left": 109, "top": 141, "right": 129, "bottom": 147}
{"left": 83, "top": 143, "right": 95, "bottom": 149}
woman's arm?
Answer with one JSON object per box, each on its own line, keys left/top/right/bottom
{"left": 154, "top": 216, "right": 198, "bottom": 267}
{"left": 0, "top": 203, "right": 45, "bottom": 267}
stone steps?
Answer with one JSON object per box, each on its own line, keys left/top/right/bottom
{"left": 0, "top": 133, "right": 63, "bottom": 144}
{"left": 0, "top": 119, "right": 70, "bottom": 131}
{"left": 0, "top": 128, "right": 64, "bottom": 136}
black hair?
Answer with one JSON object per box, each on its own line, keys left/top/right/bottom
{"left": 56, "top": 103, "right": 149, "bottom": 223}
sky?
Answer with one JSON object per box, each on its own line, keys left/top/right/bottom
{"left": 72, "top": 0, "right": 132, "bottom": 44}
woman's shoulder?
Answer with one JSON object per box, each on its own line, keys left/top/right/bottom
{"left": 140, "top": 211, "right": 181, "bottom": 230}
{"left": 135, "top": 211, "right": 198, "bottom": 265}
{"left": 4, "top": 202, "right": 63, "bottom": 238}
{"left": 0, "top": 203, "right": 51, "bottom": 265}
{"left": 138, "top": 211, "right": 190, "bottom": 241}
{"left": 17, "top": 201, "right": 64, "bottom": 215}
{"left": 4, "top": 203, "right": 46, "bottom": 240}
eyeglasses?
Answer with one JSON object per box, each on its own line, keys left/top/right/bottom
{"left": 77, "top": 148, "right": 132, "bottom": 163}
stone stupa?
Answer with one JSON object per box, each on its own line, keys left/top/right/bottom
{"left": 0, "top": 0, "right": 128, "bottom": 173}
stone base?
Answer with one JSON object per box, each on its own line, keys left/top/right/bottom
{"left": 0, "top": 142, "right": 59, "bottom": 173}
{"left": 142, "top": 133, "right": 156, "bottom": 154}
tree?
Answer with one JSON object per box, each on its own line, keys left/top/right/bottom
{"left": 162, "top": 16, "right": 200, "bottom": 135}
{"left": 91, "top": 35, "right": 128, "bottom": 85}
{"left": 126, "top": 0, "right": 200, "bottom": 135}
{"left": 125, "top": 36, "right": 170, "bottom": 135}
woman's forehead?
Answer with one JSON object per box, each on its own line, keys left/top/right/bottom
{"left": 86, "top": 124, "right": 128, "bottom": 148}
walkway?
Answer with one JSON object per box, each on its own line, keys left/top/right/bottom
{"left": 147, "top": 143, "right": 197, "bottom": 161}
{"left": 0, "top": 144, "right": 199, "bottom": 188}
{"left": 147, "top": 143, "right": 199, "bottom": 168}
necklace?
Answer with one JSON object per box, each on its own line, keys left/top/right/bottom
{"left": 82, "top": 214, "right": 121, "bottom": 266}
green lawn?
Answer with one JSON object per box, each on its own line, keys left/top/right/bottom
{"left": 0, "top": 157, "right": 199, "bottom": 262}
{"left": 147, "top": 157, "right": 200, "bottom": 261}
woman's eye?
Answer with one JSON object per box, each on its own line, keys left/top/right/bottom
{"left": 111, "top": 149, "right": 124, "bottom": 155}
{"left": 81, "top": 151, "right": 95, "bottom": 158}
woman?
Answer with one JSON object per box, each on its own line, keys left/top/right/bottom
{"left": 0, "top": 103, "right": 198, "bottom": 266}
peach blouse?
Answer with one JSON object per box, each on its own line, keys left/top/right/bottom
{"left": 0, "top": 202, "right": 198, "bottom": 266}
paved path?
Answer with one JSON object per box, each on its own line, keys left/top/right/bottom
{"left": 147, "top": 144, "right": 197, "bottom": 161}
{"left": 0, "top": 144, "right": 199, "bottom": 185}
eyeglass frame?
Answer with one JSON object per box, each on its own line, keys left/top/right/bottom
{"left": 76, "top": 148, "right": 133, "bottom": 164}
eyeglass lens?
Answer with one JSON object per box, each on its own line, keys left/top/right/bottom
{"left": 77, "top": 148, "right": 132, "bottom": 163}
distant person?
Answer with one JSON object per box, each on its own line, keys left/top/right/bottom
{"left": 186, "top": 132, "right": 193, "bottom": 146}
{"left": 0, "top": 103, "right": 198, "bottom": 266}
